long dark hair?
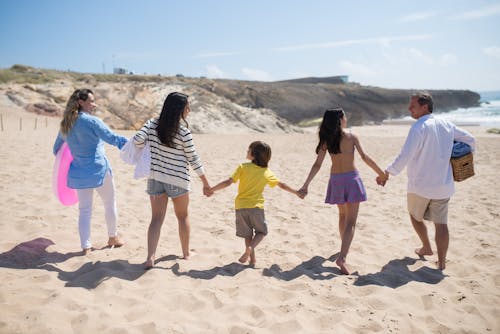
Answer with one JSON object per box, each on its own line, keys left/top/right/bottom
{"left": 156, "top": 92, "right": 189, "bottom": 147}
{"left": 316, "top": 108, "right": 345, "bottom": 154}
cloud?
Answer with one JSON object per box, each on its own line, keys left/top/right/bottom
{"left": 205, "top": 65, "right": 227, "bottom": 78}
{"left": 338, "top": 61, "right": 376, "bottom": 78}
{"left": 272, "top": 35, "right": 432, "bottom": 52}
{"left": 483, "top": 46, "right": 500, "bottom": 59}
{"left": 440, "top": 53, "right": 458, "bottom": 65}
{"left": 241, "top": 68, "right": 273, "bottom": 81}
{"left": 449, "top": 4, "right": 500, "bottom": 20}
{"left": 405, "top": 49, "right": 458, "bottom": 66}
{"left": 397, "top": 12, "right": 436, "bottom": 23}
{"left": 193, "top": 52, "right": 239, "bottom": 58}
{"left": 409, "top": 48, "right": 435, "bottom": 65}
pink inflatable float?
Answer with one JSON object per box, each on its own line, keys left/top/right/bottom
{"left": 52, "top": 142, "right": 78, "bottom": 206}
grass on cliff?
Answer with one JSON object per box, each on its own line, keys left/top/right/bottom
{"left": 0, "top": 64, "right": 176, "bottom": 85}
{"left": 0, "top": 65, "right": 61, "bottom": 84}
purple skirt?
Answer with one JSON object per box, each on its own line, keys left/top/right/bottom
{"left": 325, "top": 171, "right": 367, "bottom": 205}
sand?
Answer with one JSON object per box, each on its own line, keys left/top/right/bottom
{"left": 0, "top": 111, "right": 499, "bottom": 333}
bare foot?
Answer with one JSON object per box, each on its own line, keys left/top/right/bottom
{"left": 82, "top": 247, "right": 92, "bottom": 255}
{"left": 415, "top": 247, "right": 433, "bottom": 256}
{"left": 249, "top": 249, "right": 256, "bottom": 266}
{"left": 436, "top": 260, "right": 446, "bottom": 270}
{"left": 336, "top": 256, "right": 351, "bottom": 275}
{"left": 239, "top": 246, "right": 252, "bottom": 264}
{"left": 108, "top": 236, "right": 125, "bottom": 248}
{"left": 144, "top": 258, "right": 154, "bottom": 270}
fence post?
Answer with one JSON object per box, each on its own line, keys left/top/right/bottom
{"left": 0, "top": 114, "right": 3, "bottom": 131}
{"left": 34, "top": 118, "right": 38, "bottom": 130}
{"left": 19, "top": 117, "right": 22, "bottom": 131}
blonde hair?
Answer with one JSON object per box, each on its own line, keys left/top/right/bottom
{"left": 60, "top": 89, "right": 93, "bottom": 135}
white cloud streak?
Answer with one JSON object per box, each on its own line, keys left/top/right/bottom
{"left": 205, "top": 65, "right": 227, "bottom": 78}
{"left": 397, "top": 12, "right": 436, "bottom": 23}
{"left": 448, "top": 4, "right": 500, "bottom": 20}
{"left": 272, "top": 34, "right": 433, "bottom": 52}
{"left": 483, "top": 46, "right": 500, "bottom": 59}
{"left": 241, "top": 68, "right": 273, "bottom": 81}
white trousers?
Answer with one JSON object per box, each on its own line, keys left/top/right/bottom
{"left": 76, "top": 171, "right": 118, "bottom": 249}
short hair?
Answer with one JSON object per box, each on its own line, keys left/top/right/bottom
{"left": 411, "top": 92, "right": 434, "bottom": 113}
{"left": 249, "top": 141, "right": 271, "bottom": 168}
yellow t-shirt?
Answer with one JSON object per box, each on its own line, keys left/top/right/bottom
{"left": 231, "top": 162, "right": 280, "bottom": 209}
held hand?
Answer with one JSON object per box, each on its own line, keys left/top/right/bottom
{"left": 203, "top": 186, "right": 214, "bottom": 197}
{"left": 376, "top": 175, "right": 387, "bottom": 187}
{"left": 298, "top": 187, "right": 308, "bottom": 199}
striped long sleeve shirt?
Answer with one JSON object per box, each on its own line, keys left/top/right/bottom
{"left": 133, "top": 118, "right": 205, "bottom": 190}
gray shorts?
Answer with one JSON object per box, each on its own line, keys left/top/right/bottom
{"left": 407, "top": 193, "right": 449, "bottom": 225}
{"left": 146, "top": 179, "right": 189, "bottom": 198}
{"left": 235, "top": 208, "right": 268, "bottom": 238}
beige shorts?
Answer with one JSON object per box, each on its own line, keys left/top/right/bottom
{"left": 235, "top": 208, "right": 268, "bottom": 238}
{"left": 407, "top": 193, "right": 449, "bottom": 225}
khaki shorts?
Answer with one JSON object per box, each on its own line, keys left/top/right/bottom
{"left": 407, "top": 193, "right": 449, "bottom": 225}
{"left": 235, "top": 208, "right": 268, "bottom": 238}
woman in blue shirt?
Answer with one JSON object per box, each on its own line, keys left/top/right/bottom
{"left": 53, "top": 89, "right": 127, "bottom": 254}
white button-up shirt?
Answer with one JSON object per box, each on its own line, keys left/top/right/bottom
{"left": 386, "top": 114, "right": 476, "bottom": 199}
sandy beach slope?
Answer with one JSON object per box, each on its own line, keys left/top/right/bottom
{"left": 0, "top": 111, "right": 498, "bottom": 333}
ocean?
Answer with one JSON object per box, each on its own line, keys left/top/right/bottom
{"left": 398, "top": 91, "right": 500, "bottom": 128}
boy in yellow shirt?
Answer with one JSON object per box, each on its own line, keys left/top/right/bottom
{"left": 209, "top": 141, "right": 301, "bottom": 266}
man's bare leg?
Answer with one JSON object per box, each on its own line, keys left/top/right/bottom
{"left": 434, "top": 223, "right": 449, "bottom": 270}
{"left": 410, "top": 214, "right": 433, "bottom": 256}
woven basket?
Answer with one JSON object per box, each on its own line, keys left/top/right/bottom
{"left": 451, "top": 152, "right": 474, "bottom": 182}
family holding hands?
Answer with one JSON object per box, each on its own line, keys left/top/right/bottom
{"left": 54, "top": 89, "right": 475, "bottom": 274}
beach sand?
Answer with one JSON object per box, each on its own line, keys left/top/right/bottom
{"left": 0, "top": 111, "right": 499, "bottom": 333}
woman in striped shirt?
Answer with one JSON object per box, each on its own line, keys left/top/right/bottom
{"left": 133, "top": 92, "right": 211, "bottom": 268}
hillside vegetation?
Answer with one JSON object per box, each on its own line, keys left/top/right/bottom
{"left": 0, "top": 65, "right": 480, "bottom": 132}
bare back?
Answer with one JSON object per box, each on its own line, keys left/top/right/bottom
{"left": 329, "top": 132, "right": 357, "bottom": 174}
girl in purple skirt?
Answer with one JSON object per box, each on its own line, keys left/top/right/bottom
{"left": 298, "top": 108, "right": 387, "bottom": 274}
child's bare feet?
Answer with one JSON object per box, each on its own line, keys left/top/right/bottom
{"left": 82, "top": 247, "right": 92, "bottom": 255}
{"left": 108, "top": 236, "right": 125, "bottom": 248}
{"left": 249, "top": 249, "right": 256, "bottom": 266}
{"left": 239, "top": 246, "right": 252, "bottom": 264}
{"left": 336, "top": 256, "right": 351, "bottom": 275}
{"left": 415, "top": 247, "right": 433, "bottom": 256}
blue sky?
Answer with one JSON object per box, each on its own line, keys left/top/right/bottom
{"left": 1, "top": 0, "right": 499, "bottom": 91}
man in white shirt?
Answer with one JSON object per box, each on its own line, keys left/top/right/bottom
{"left": 381, "top": 92, "right": 476, "bottom": 270}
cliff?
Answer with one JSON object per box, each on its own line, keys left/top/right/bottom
{"left": 0, "top": 65, "right": 480, "bottom": 132}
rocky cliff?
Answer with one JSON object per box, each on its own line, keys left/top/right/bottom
{"left": 0, "top": 65, "right": 480, "bottom": 132}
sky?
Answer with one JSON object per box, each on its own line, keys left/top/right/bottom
{"left": 1, "top": 0, "right": 500, "bottom": 91}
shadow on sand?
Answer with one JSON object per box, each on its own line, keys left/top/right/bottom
{"left": 353, "top": 256, "right": 446, "bottom": 288}
{"left": 0, "top": 237, "right": 81, "bottom": 269}
{"left": 263, "top": 254, "right": 344, "bottom": 281}
{"left": 171, "top": 262, "right": 252, "bottom": 280}
{"left": 0, "top": 237, "right": 150, "bottom": 289}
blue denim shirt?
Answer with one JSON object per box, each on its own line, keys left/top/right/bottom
{"left": 53, "top": 112, "right": 127, "bottom": 189}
